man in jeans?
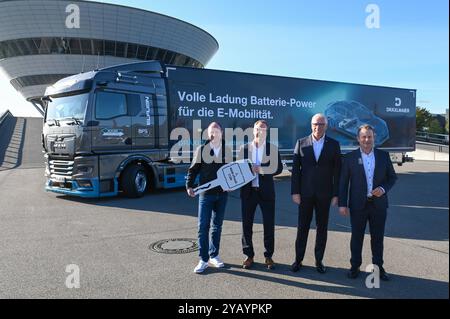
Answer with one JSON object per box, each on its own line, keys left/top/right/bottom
{"left": 186, "top": 122, "right": 232, "bottom": 274}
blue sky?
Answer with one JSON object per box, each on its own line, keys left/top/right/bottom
{"left": 1, "top": 0, "right": 448, "bottom": 116}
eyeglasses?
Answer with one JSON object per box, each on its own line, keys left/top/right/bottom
{"left": 312, "top": 123, "right": 326, "bottom": 126}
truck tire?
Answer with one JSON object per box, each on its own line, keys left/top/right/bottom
{"left": 120, "top": 164, "right": 148, "bottom": 198}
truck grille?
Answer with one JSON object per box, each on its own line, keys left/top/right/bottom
{"left": 49, "top": 160, "right": 74, "bottom": 179}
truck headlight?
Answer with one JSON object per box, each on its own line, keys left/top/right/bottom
{"left": 77, "top": 166, "right": 93, "bottom": 174}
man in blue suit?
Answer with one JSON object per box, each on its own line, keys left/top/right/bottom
{"left": 339, "top": 124, "right": 397, "bottom": 281}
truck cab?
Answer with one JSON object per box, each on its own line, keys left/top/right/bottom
{"left": 42, "top": 61, "right": 187, "bottom": 198}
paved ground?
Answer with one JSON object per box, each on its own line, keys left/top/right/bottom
{"left": 0, "top": 118, "right": 448, "bottom": 299}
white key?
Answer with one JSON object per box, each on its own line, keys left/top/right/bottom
{"left": 193, "top": 159, "right": 256, "bottom": 195}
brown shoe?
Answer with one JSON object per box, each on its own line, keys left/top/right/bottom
{"left": 242, "top": 257, "right": 254, "bottom": 269}
{"left": 265, "top": 257, "right": 275, "bottom": 270}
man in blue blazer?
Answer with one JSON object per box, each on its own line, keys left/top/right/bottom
{"left": 339, "top": 124, "right": 397, "bottom": 281}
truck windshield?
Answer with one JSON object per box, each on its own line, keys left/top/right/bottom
{"left": 46, "top": 93, "right": 89, "bottom": 123}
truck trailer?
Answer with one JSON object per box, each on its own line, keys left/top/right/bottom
{"left": 42, "top": 61, "right": 416, "bottom": 198}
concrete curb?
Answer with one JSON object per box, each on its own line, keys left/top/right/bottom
{"left": 407, "top": 149, "right": 449, "bottom": 162}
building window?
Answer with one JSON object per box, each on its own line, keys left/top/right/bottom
{"left": 8, "top": 41, "right": 22, "bottom": 56}
{"left": 49, "top": 38, "right": 61, "bottom": 54}
{"left": 10, "top": 74, "right": 72, "bottom": 91}
{"left": 127, "top": 44, "right": 138, "bottom": 59}
{"left": 38, "top": 38, "right": 52, "bottom": 54}
{"left": 92, "top": 39, "right": 104, "bottom": 56}
{"left": 104, "top": 40, "right": 115, "bottom": 56}
{"left": 0, "top": 37, "right": 204, "bottom": 67}
{"left": 137, "top": 45, "right": 148, "bottom": 60}
{"left": 146, "top": 47, "right": 158, "bottom": 60}
{"left": 80, "top": 39, "right": 92, "bottom": 55}
{"left": 156, "top": 49, "right": 167, "bottom": 61}
{"left": 69, "top": 38, "right": 82, "bottom": 54}
{"left": 165, "top": 51, "right": 175, "bottom": 64}
{"left": 115, "top": 42, "right": 126, "bottom": 58}
{"left": 16, "top": 39, "right": 31, "bottom": 55}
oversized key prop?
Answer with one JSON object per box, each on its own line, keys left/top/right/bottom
{"left": 193, "top": 159, "right": 256, "bottom": 196}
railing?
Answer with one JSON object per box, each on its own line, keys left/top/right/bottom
{"left": 416, "top": 141, "right": 449, "bottom": 153}
{"left": 0, "top": 109, "right": 12, "bottom": 127}
{"left": 416, "top": 131, "right": 449, "bottom": 145}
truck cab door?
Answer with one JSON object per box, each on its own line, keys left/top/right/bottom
{"left": 131, "top": 94, "right": 168, "bottom": 150}
{"left": 91, "top": 90, "right": 132, "bottom": 152}
{"left": 132, "top": 94, "right": 156, "bottom": 149}
{"left": 155, "top": 94, "right": 169, "bottom": 149}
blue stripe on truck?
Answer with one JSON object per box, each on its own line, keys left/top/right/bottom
{"left": 45, "top": 178, "right": 118, "bottom": 198}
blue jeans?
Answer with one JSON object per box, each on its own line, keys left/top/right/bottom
{"left": 197, "top": 193, "right": 228, "bottom": 262}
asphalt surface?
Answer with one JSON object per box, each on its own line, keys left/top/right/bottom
{"left": 0, "top": 117, "right": 448, "bottom": 299}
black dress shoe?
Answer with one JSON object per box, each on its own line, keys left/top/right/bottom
{"left": 347, "top": 267, "right": 360, "bottom": 279}
{"left": 379, "top": 267, "right": 390, "bottom": 281}
{"left": 315, "top": 261, "right": 326, "bottom": 274}
{"left": 291, "top": 261, "right": 302, "bottom": 272}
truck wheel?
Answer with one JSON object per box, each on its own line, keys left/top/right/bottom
{"left": 120, "top": 164, "right": 148, "bottom": 198}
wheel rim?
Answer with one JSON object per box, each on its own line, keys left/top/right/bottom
{"left": 135, "top": 171, "right": 147, "bottom": 193}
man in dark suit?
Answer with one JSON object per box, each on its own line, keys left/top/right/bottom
{"left": 239, "top": 120, "right": 283, "bottom": 270}
{"left": 339, "top": 124, "right": 397, "bottom": 281}
{"left": 291, "top": 113, "right": 341, "bottom": 273}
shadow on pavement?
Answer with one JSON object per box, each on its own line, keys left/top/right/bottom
{"left": 201, "top": 263, "right": 449, "bottom": 299}
{"left": 0, "top": 116, "right": 26, "bottom": 171}
{"left": 57, "top": 169, "right": 449, "bottom": 242}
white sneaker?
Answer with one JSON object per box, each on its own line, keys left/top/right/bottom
{"left": 194, "top": 260, "right": 209, "bottom": 273}
{"left": 209, "top": 256, "right": 225, "bottom": 268}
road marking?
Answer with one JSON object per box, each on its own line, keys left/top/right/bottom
{"left": 419, "top": 246, "right": 449, "bottom": 255}
{"left": 393, "top": 205, "right": 449, "bottom": 210}
{"left": 335, "top": 223, "right": 351, "bottom": 229}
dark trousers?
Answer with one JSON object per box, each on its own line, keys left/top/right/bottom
{"left": 294, "top": 196, "right": 331, "bottom": 263}
{"left": 241, "top": 188, "right": 275, "bottom": 258}
{"left": 350, "top": 201, "right": 387, "bottom": 268}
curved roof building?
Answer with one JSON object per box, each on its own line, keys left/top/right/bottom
{"left": 0, "top": 0, "right": 219, "bottom": 114}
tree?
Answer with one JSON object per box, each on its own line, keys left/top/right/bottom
{"left": 416, "top": 106, "right": 432, "bottom": 131}
{"left": 429, "top": 119, "right": 445, "bottom": 134}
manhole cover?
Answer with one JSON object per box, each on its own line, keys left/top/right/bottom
{"left": 149, "top": 238, "right": 198, "bottom": 254}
